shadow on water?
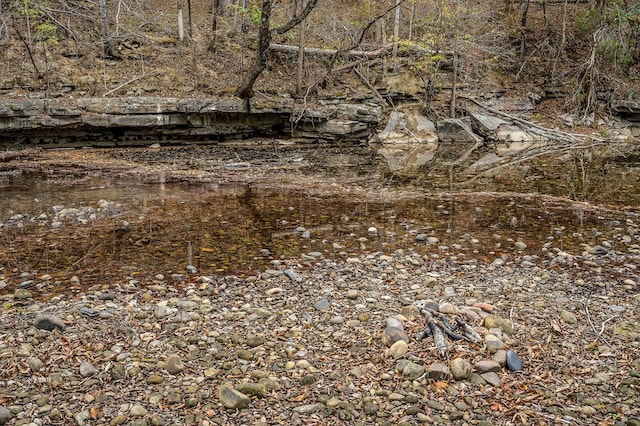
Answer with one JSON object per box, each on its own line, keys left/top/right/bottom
{"left": 1, "top": 174, "right": 638, "bottom": 297}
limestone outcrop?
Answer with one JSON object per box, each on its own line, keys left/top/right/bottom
{"left": 0, "top": 97, "right": 386, "bottom": 147}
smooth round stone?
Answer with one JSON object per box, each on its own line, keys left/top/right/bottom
{"left": 165, "top": 354, "right": 185, "bottom": 374}
{"left": 245, "top": 335, "right": 266, "bottom": 347}
{"left": 561, "top": 310, "right": 578, "bottom": 324}
{"left": 130, "top": 405, "right": 148, "bottom": 417}
{"left": 0, "top": 406, "right": 11, "bottom": 425}
{"left": 506, "top": 350, "right": 524, "bottom": 371}
{"left": 481, "top": 371, "right": 502, "bottom": 386}
{"left": 484, "top": 334, "right": 506, "bottom": 353}
{"left": 450, "top": 358, "right": 472, "bottom": 380}
{"left": 14, "top": 288, "right": 32, "bottom": 299}
{"left": 147, "top": 374, "right": 164, "bottom": 384}
{"left": 514, "top": 241, "right": 527, "bottom": 250}
{"left": 386, "top": 340, "right": 408, "bottom": 358}
{"left": 346, "top": 289, "right": 359, "bottom": 300}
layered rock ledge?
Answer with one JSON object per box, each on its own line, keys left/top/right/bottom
{"left": 0, "top": 97, "right": 384, "bottom": 147}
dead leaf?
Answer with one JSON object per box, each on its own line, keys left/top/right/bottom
{"left": 433, "top": 381, "right": 448, "bottom": 389}
{"left": 290, "top": 393, "right": 308, "bottom": 402}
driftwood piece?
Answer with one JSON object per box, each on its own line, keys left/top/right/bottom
{"left": 414, "top": 300, "right": 483, "bottom": 355}
{"left": 457, "top": 319, "right": 482, "bottom": 343}
{"left": 423, "top": 310, "right": 448, "bottom": 357}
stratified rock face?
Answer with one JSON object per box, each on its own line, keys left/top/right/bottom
{"left": 0, "top": 97, "right": 293, "bottom": 147}
{"left": 0, "top": 97, "right": 385, "bottom": 147}
{"left": 292, "top": 101, "right": 384, "bottom": 141}
{"left": 612, "top": 100, "right": 640, "bottom": 123}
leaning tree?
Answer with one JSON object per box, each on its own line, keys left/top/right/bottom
{"left": 235, "top": 0, "right": 319, "bottom": 99}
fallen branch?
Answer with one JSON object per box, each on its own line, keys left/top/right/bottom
{"left": 414, "top": 301, "right": 482, "bottom": 356}
{"left": 269, "top": 42, "right": 451, "bottom": 59}
{"left": 102, "top": 70, "right": 157, "bottom": 97}
{"left": 424, "top": 310, "right": 448, "bottom": 357}
{"left": 583, "top": 296, "right": 616, "bottom": 352}
{"left": 458, "top": 95, "right": 605, "bottom": 144}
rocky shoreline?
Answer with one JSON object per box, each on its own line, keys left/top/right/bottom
{"left": 1, "top": 237, "right": 639, "bottom": 426}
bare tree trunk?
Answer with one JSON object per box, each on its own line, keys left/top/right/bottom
{"left": 408, "top": 0, "right": 415, "bottom": 42}
{"left": 235, "top": 0, "right": 318, "bottom": 99}
{"left": 99, "top": 0, "right": 116, "bottom": 57}
{"left": 177, "top": 0, "right": 185, "bottom": 41}
{"left": 382, "top": 20, "right": 387, "bottom": 79}
{"left": 187, "top": 0, "right": 192, "bottom": 38}
{"left": 210, "top": 0, "right": 220, "bottom": 50}
{"left": 235, "top": 0, "right": 273, "bottom": 99}
{"left": 297, "top": 0, "right": 305, "bottom": 94}
{"left": 519, "top": 0, "right": 530, "bottom": 62}
{"left": 450, "top": 51, "right": 458, "bottom": 118}
{"left": 561, "top": 0, "right": 567, "bottom": 48}
{"left": 232, "top": 0, "right": 238, "bottom": 31}
{"left": 392, "top": 0, "right": 401, "bottom": 59}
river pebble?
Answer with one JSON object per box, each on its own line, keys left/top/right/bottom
{"left": 0, "top": 407, "right": 11, "bottom": 425}
{"left": 1, "top": 236, "right": 638, "bottom": 425}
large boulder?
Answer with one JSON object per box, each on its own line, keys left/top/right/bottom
{"left": 435, "top": 118, "right": 483, "bottom": 161}
{"left": 373, "top": 111, "right": 438, "bottom": 178}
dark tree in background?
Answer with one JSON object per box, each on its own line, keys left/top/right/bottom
{"left": 235, "top": 0, "right": 318, "bottom": 99}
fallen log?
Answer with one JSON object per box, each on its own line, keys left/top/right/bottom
{"left": 269, "top": 42, "right": 452, "bottom": 59}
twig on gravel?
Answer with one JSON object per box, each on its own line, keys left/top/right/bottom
{"left": 509, "top": 306, "right": 516, "bottom": 331}
{"left": 583, "top": 296, "right": 616, "bottom": 352}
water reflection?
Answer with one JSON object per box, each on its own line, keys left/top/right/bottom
{"left": 1, "top": 175, "right": 637, "bottom": 296}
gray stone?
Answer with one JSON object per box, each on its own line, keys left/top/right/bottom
{"left": 27, "top": 357, "right": 44, "bottom": 372}
{"left": 218, "top": 385, "right": 251, "bottom": 409}
{"left": 386, "top": 340, "right": 408, "bottom": 358}
{"left": 483, "top": 315, "right": 513, "bottom": 334}
{"left": 292, "top": 403, "right": 320, "bottom": 414}
{"left": 506, "top": 350, "right": 524, "bottom": 371}
{"left": 485, "top": 334, "right": 506, "bottom": 353}
{"left": 79, "top": 362, "right": 98, "bottom": 377}
{"left": 474, "top": 360, "right": 501, "bottom": 373}
{"left": 481, "top": 372, "right": 502, "bottom": 387}
{"left": 235, "top": 382, "right": 268, "bottom": 398}
{"left": 382, "top": 317, "right": 409, "bottom": 347}
{"left": 403, "top": 362, "right": 426, "bottom": 380}
{"left": 245, "top": 335, "right": 266, "bottom": 347}
{"left": 284, "top": 269, "right": 303, "bottom": 283}
{"left": 561, "top": 309, "right": 578, "bottom": 324}
{"left": 450, "top": 358, "right": 472, "bottom": 380}
{"left": 426, "top": 363, "right": 451, "bottom": 380}
{"left": 13, "top": 288, "right": 32, "bottom": 299}
{"left": 165, "top": 354, "right": 184, "bottom": 374}
{"left": 130, "top": 405, "right": 148, "bottom": 416}
{"left": 436, "top": 118, "right": 483, "bottom": 161}
{"left": 492, "top": 350, "right": 507, "bottom": 366}
{"left": 469, "top": 112, "right": 511, "bottom": 137}
{"left": 0, "top": 406, "right": 11, "bottom": 425}
{"left": 313, "top": 298, "right": 330, "bottom": 311}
